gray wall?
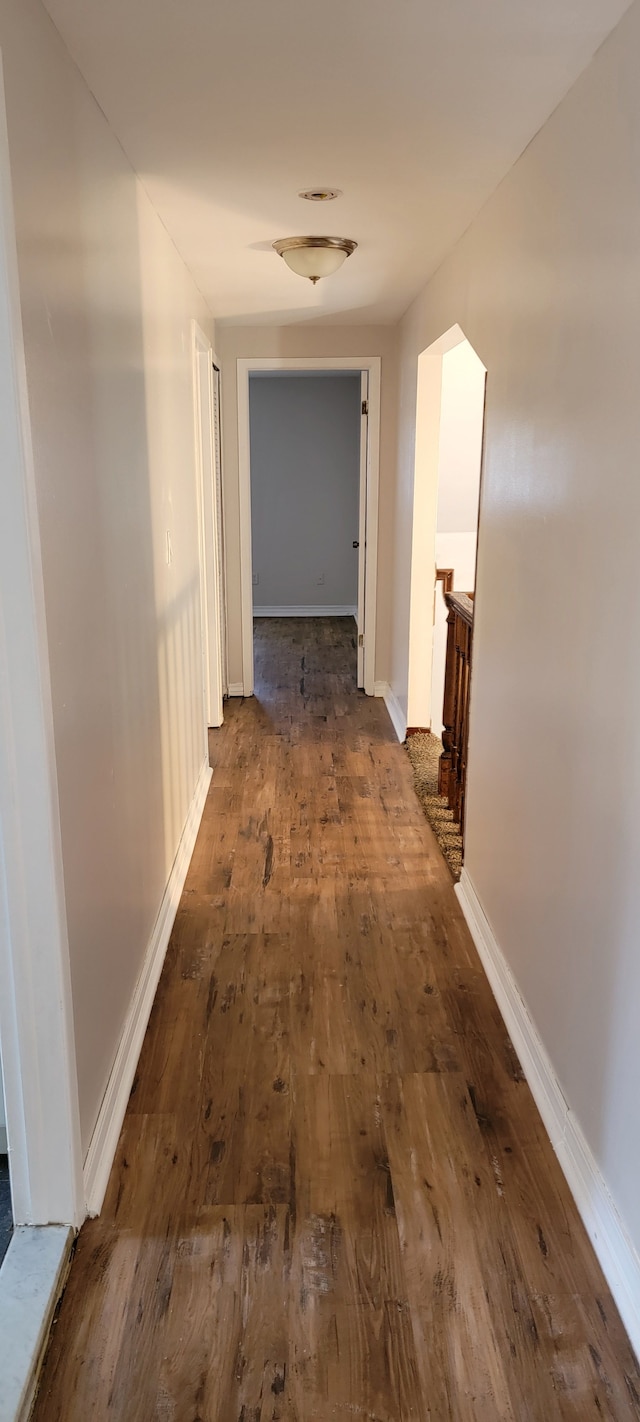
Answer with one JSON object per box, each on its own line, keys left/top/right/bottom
{"left": 250, "top": 373, "right": 360, "bottom": 611}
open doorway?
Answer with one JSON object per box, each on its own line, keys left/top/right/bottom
{"left": 429, "top": 338, "right": 486, "bottom": 738}
{"left": 237, "top": 357, "right": 380, "bottom": 699}
{"left": 250, "top": 372, "right": 361, "bottom": 622}
{"left": 406, "top": 325, "right": 487, "bottom": 869}
{"left": 247, "top": 369, "right": 366, "bottom": 700}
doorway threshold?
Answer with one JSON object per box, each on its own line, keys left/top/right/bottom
{"left": 0, "top": 1226, "right": 73, "bottom": 1422}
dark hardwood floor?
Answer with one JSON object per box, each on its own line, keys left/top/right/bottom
{"left": 33, "top": 617, "right": 640, "bottom": 1419}
{"left": 0, "top": 1154, "right": 12, "bottom": 1266}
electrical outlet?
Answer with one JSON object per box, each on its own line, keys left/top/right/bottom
{"left": 317, "top": 572, "right": 325, "bottom": 586}
{"left": 252, "top": 572, "right": 259, "bottom": 586}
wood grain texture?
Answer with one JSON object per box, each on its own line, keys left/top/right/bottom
{"left": 33, "top": 618, "right": 640, "bottom": 1420}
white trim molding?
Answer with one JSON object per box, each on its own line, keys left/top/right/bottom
{"left": 254, "top": 605, "right": 357, "bottom": 618}
{"left": 227, "top": 682, "right": 245, "bottom": 698}
{"left": 374, "top": 681, "right": 407, "bottom": 742}
{"left": 192, "top": 320, "right": 224, "bottom": 733}
{"left": 236, "top": 356, "right": 381, "bottom": 698}
{"left": 456, "top": 868, "right": 640, "bottom": 1363}
{"left": 0, "top": 56, "right": 84, "bottom": 1229}
{"left": 84, "top": 758, "right": 212, "bottom": 1215}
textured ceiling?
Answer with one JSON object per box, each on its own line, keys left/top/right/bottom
{"left": 43, "top": 0, "right": 632, "bottom": 324}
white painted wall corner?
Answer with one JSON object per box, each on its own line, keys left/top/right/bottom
{"left": 83, "top": 758, "right": 212, "bottom": 1215}
{"left": 456, "top": 867, "right": 640, "bottom": 1363}
{"left": 374, "top": 681, "right": 407, "bottom": 742}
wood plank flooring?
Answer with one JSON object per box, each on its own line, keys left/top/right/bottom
{"left": 34, "top": 618, "right": 640, "bottom": 1420}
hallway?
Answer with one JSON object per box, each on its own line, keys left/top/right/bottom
{"left": 33, "top": 619, "right": 640, "bottom": 1419}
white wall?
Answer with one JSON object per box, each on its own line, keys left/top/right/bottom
{"left": 1, "top": 0, "right": 214, "bottom": 1154}
{"left": 391, "top": 0, "right": 640, "bottom": 1310}
{"left": 436, "top": 341, "right": 485, "bottom": 535}
{"left": 217, "top": 325, "right": 398, "bottom": 688}
{"left": 250, "top": 373, "right": 360, "bottom": 612}
{"left": 430, "top": 340, "right": 486, "bottom": 735}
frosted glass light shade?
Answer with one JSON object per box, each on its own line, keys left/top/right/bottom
{"left": 273, "top": 236, "right": 357, "bottom": 283}
{"left": 283, "top": 244, "right": 347, "bottom": 281}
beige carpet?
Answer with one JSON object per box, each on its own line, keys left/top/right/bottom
{"left": 405, "top": 732, "right": 463, "bottom": 880}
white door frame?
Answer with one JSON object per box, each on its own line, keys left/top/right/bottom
{"left": 192, "top": 321, "right": 224, "bottom": 730}
{"left": 0, "top": 60, "right": 84, "bottom": 1229}
{"left": 211, "top": 361, "right": 228, "bottom": 697}
{"left": 237, "top": 356, "right": 381, "bottom": 697}
{"left": 356, "top": 371, "right": 369, "bottom": 689}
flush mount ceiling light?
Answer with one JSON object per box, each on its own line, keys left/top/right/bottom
{"left": 272, "top": 235, "right": 357, "bottom": 284}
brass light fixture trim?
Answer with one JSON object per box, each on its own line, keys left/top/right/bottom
{"left": 272, "top": 235, "right": 357, "bottom": 284}
{"left": 298, "top": 188, "right": 342, "bottom": 202}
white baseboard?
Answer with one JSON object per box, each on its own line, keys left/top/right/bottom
{"left": 253, "top": 605, "right": 357, "bottom": 617}
{"left": 456, "top": 867, "right": 640, "bottom": 1362}
{"left": 227, "top": 682, "right": 245, "bottom": 697}
{"left": 374, "top": 680, "right": 407, "bottom": 742}
{"left": 83, "top": 757, "right": 212, "bottom": 1216}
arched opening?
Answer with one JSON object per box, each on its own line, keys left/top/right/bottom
{"left": 406, "top": 324, "right": 487, "bottom": 853}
